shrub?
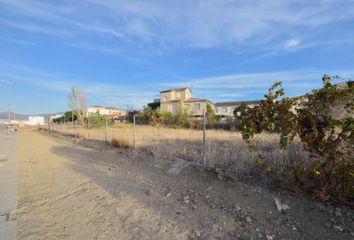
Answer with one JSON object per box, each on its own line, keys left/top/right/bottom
{"left": 137, "top": 107, "right": 158, "bottom": 124}
{"left": 158, "top": 111, "right": 174, "bottom": 125}
{"left": 175, "top": 110, "right": 193, "bottom": 128}
{"left": 235, "top": 75, "right": 353, "bottom": 204}
{"left": 206, "top": 103, "right": 217, "bottom": 127}
{"left": 86, "top": 113, "right": 113, "bottom": 128}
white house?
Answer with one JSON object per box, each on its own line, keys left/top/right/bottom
{"left": 25, "top": 116, "right": 45, "bottom": 125}
{"left": 215, "top": 100, "right": 261, "bottom": 116}
{"left": 87, "top": 106, "right": 110, "bottom": 116}
{"left": 87, "top": 106, "right": 127, "bottom": 120}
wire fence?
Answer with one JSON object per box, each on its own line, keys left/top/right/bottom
{"left": 45, "top": 114, "right": 311, "bottom": 182}
{"left": 48, "top": 114, "right": 208, "bottom": 162}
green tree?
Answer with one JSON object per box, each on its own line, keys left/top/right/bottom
{"left": 235, "top": 75, "right": 353, "bottom": 203}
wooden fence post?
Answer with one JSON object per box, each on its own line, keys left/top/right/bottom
{"left": 105, "top": 116, "right": 108, "bottom": 143}
{"left": 87, "top": 117, "right": 90, "bottom": 139}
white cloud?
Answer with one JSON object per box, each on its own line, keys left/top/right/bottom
{"left": 1, "top": 62, "right": 353, "bottom": 111}
{"left": 164, "top": 69, "right": 354, "bottom": 103}
{"left": 1, "top": 0, "right": 354, "bottom": 53}
{"left": 165, "top": 70, "right": 354, "bottom": 90}
{"left": 285, "top": 39, "right": 301, "bottom": 49}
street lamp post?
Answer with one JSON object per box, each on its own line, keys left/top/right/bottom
{"left": 0, "top": 80, "right": 12, "bottom": 127}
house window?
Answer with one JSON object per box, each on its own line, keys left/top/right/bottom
{"left": 176, "top": 92, "right": 181, "bottom": 98}
{"left": 163, "top": 96, "right": 167, "bottom": 102}
{"left": 195, "top": 103, "right": 201, "bottom": 110}
{"left": 167, "top": 104, "right": 173, "bottom": 112}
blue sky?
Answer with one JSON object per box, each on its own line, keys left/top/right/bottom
{"left": 0, "top": 0, "right": 354, "bottom": 114}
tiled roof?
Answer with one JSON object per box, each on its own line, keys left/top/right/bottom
{"left": 160, "top": 87, "right": 191, "bottom": 93}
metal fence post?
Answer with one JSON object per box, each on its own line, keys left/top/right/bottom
{"left": 133, "top": 115, "right": 136, "bottom": 149}
{"left": 74, "top": 121, "right": 77, "bottom": 135}
{"left": 105, "top": 115, "right": 108, "bottom": 143}
{"left": 87, "top": 117, "right": 90, "bottom": 139}
{"left": 202, "top": 110, "right": 206, "bottom": 165}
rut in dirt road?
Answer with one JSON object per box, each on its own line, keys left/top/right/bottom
{"left": 16, "top": 129, "right": 354, "bottom": 240}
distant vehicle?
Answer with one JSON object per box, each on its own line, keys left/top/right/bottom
{"left": 7, "top": 124, "right": 17, "bottom": 132}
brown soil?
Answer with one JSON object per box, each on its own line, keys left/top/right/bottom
{"left": 16, "top": 129, "right": 354, "bottom": 240}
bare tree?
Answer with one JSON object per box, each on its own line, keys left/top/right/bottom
{"left": 68, "top": 86, "right": 87, "bottom": 125}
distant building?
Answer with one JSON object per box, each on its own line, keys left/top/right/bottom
{"left": 87, "top": 106, "right": 127, "bottom": 121}
{"left": 147, "top": 99, "right": 161, "bottom": 112}
{"left": 160, "top": 87, "right": 191, "bottom": 115}
{"left": 215, "top": 100, "right": 261, "bottom": 116}
{"left": 87, "top": 106, "right": 110, "bottom": 116}
{"left": 25, "top": 116, "right": 45, "bottom": 125}
{"left": 184, "top": 98, "right": 214, "bottom": 116}
{"left": 48, "top": 114, "right": 64, "bottom": 122}
{"left": 106, "top": 107, "right": 128, "bottom": 120}
{"left": 149, "top": 87, "right": 214, "bottom": 117}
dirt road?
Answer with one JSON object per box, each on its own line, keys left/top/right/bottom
{"left": 16, "top": 129, "right": 353, "bottom": 240}
{"left": 0, "top": 130, "right": 18, "bottom": 240}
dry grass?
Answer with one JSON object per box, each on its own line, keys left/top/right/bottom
{"left": 49, "top": 124, "right": 311, "bottom": 182}
{"left": 111, "top": 137, "right": 132, "bottom": 149}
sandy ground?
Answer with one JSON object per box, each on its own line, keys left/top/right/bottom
{"left": 15, "top": 129, "right": 353, "bottom": 240}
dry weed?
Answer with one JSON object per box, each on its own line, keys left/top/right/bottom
{"left": 49, "top": 124, "right": 311, "bottom": 182}
{"left": 111, "top": 137, "right": 132, "bottom": 149}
